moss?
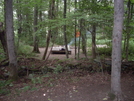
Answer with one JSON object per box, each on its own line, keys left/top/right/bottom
{"left": 108, "top": 92, "right": 116, "bottom": 100}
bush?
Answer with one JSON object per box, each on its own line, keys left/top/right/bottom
{"left": 53, "top": 64, "right": 64, "bottom": 74}
{"left": 128, "top": 41, "right": 134, "bottom": 55}
{"left": 0, "top": 48, "right": 6, "bottom": 61}
{"left": 38, "top": 39, "right": 47, "bottom": 47}
{"left": 0, "top": 80, "right": 12, "bottom": 95}
{"left": 122, "top": 40, "right": 134, "bottom": 61}
{"left": 17, "top": 42, "right": 35, "bottom": 57}
{"left": 97, "top": 47, "right": 112, "bottom": 56}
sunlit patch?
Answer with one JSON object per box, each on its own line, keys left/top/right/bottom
{"left": 43, "top": 93, "right": 46, "bottom": 96}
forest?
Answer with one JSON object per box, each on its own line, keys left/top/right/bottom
{"left": 0, "top": 0, "right": 134, "bottom": 101}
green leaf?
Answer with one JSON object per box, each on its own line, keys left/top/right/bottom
{"left": 130, "top": 0, "right": 134, "bottom": 3}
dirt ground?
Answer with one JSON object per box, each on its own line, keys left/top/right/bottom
{"left": 0, "top": 47, "right": 134, "bottom": 101}
{"left": 36, "top": 47, "right": 89, "bottom": 60}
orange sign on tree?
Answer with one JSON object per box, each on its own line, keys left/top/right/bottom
{"left": 76, "top": 30, "right": 80, "bottom": 37}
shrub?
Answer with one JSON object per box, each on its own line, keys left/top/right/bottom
{"left": 17, "top": 42, "right": 35, "bottom": 57}
{"left": 122, "top": 40, "right": 134, "bottom": 61}
{"left": 97, "top": 47, "right": 112, "bottom": 56}
{"left": 0, "top": 48, "right": 6, "bottom": 61}
{"left": 128, "top": 41, "right": 134, "bottom": 55}
{"left": 53, "top": 64, "right": 64, "bottom": 74}
{"left": 0, "top": 80, "right": 12, "bottom": 95}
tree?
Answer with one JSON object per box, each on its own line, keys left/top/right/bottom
{"left": 1, "top": 0, "right": 118, "bottom": 61}
{"left": 42, "top": 0, "right": 55, "bottom": 60}
{"left": 74, "top": 0, "right": 77, "bottom": 59}
{"left": 63, "top": 0, "right": 69, "bottom": 58}
{"left": 80, "top": 18, "right": 87, "bottom": 58}
{"left": 90, "top": 0, "right": 98, "bottom": 59}
{"left": 5, "top": 0, "right": 18, "bottom": 80}
{"left": 33, "top": 4, "right": 40, "bottom": 53}
{"left": 111, "top": 0, "right": 124, "bottom": 100}
{"left": 91, "top": 24, "right": 96, "bottom": 59}
{"left": 16, "top": 0, "right": 22, "bottom": 48}
{"left": 123, "top": 0, "right": 133, "bottom": 61}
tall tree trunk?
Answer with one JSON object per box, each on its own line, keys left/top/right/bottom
{"left": 91, "top": 0, "right": 98, "bottom": 59}
{"left": 33, "top": 4, "right": 40, "bottom": 53}
{"left": 111, "top": 0, "right": 124, "bottom": 100}
{"left": 42, "top": 0, "right": 55, "bottom": 60}
{"left": 74, "top": 0, "right": 77, "bottom": 59}
{"left": 79, "top": 1, "right": 87, "bottom": 58}
{"left": 16, "top": 0, "right": 22, "bottom": 49}
{"left": 91, "top": 25, "right": 96, "bottom": 59}
{"left": 39, "top": 0, "right": 43, "bottom": 22}
{"left": 78, "top": 29, "right": 81, "bottom": 59}
{"left": 80, "top": 19, "right": 87, "bottom": 58}
{"left": 5, "top": 0, "right": 18, "bottom": 80}
{"left": 63, "top": 0, "right": 69, "bottom": 58}
{"left": 42, "top": 30, "right": 51, "bottom": 60}
{"left": 124, "top": 0, "right": 132, "bottom": 61}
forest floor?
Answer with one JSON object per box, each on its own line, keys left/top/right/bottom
{"left": 0, "top": 47, "right": 134, "bottom": 101}
{"left": 36, "top": 47, "right": 90, "bottom": 60}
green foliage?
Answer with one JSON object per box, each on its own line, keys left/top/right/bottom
{"left": 96, "top": 33, "right": 112, "bottom": 44}
{"left": 96, "top": 39, "right": 112, "bottom": 45}
{"left": 17, "top": 42, "right": 35, "bottom": 57}
{"left": 88, "top": 35, "right": 112, "bottom": 57}
{"left": 0, "top": 80, "right": 13, "bottom": 88}
{"left": 28, "top": 74, "right": 43, "bottom": 84}
{"left": 0, "top": 47, "right": 6, "bottom": 61}
{"left": 44, "top": 78, "right": 54, "bottom": 87}
{"left": 42, "top": 74, "right": 50, "bottom": 78}
{"left": 0, "top": 89, "right": 10, "bottom": 95}
{"left": 21, "top": 86, "right": 31, "bottom": 92}
{"left": 38, "top": 39, "right": 47, "bottom": 47}
{"left": 0, "top": 0, "right": 4, "bottom": 22}
{"left": 30, "top": 87, "right": 38, "bottom": 91}
{"left": 127, "top": 54, "right": 134, "bottom": 61}
{"left": 130, "top": 0, "right": 134, "bottom": 3}
{"left": 97, "top": 47, "right": 112, "bottom": 56}
{"left": 0, "top": 80, "right": 12, "bottom": 95}
{"left": 16, "top": 84, "right": 39, "bottom": 94}
{"left": 122, "top": 40, "right": 134, "bottom": 61}
{"left": 128, "top": 41, "right": 134, "bottom": 55}
{"left": 31, "top": 76, "right": 42, "bottom": 84}
{"left": 53, "top": 64, "right": 64, "bottom": 74}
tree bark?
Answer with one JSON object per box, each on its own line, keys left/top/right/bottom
{"left": 42, "top": 30, "right": 51, "bottom": 60}
{"left": 80, "top": 19, "right": 87, "bottom": 58}
{"left": 16, "top": 0, "right": 22, "bottom": 49}
{"left": 111, "top": 0, "right": 124, "bottom": 100}
{"left": 63, "top": 0, "right": 69, "bottom": 58}
{"left": 74, "top": 0, "right": 77, "bottom": 59}
{"left": 33, "top": 4, "right": 40, "bottom": 53}
{"left": 124, "top": 0, "right": 132, "bottom": 61}
{"left": 5, "top": 0, "right": 18, "bottom": 80}
{"left": 42, "top": 0, "right": 55, "bottom": 60}
{"left": 91, "top": 24, "right": 96, "bottom": 59}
